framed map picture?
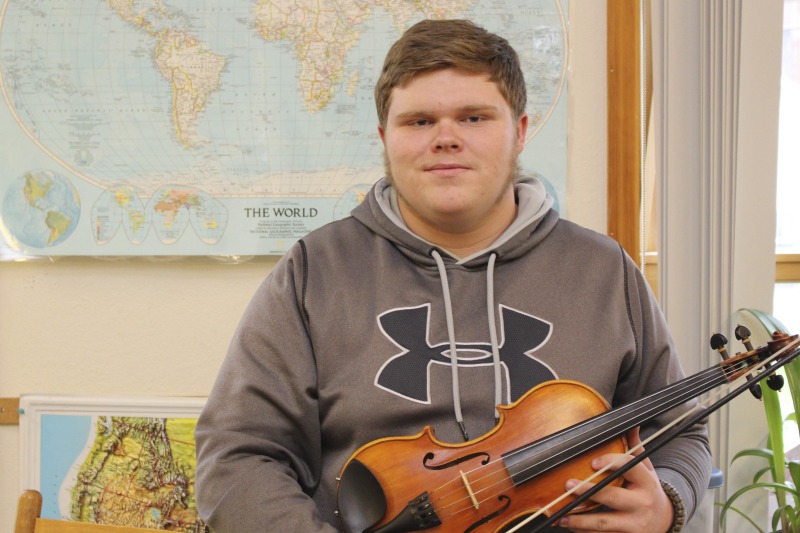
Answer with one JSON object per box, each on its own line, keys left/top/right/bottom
{"left": 19, "top": 395, "right": 208, "bottom": 531}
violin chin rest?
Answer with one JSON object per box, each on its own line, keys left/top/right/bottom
{"left": 337, "top": 459, "right": 387, "bottom": 533}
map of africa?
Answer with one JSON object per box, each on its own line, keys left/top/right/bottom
{"left": 0, "top": 0, "right": 567, "bottom": 259}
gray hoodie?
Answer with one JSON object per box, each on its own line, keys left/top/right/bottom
{"left": 195, "top": 176, "right": 711, "bottom": 532}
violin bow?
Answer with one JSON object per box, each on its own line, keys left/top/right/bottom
{"left": 514, "top": 334, "right": 800, "bottom": 533}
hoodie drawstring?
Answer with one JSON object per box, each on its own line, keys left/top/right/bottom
{"left": 431, "top": 249, "right": 468, "bottom": 441}
{"left": 486, "top": 253, "right": 502, "bottom": 425}
{"left": 431, "top": 249, "right": 501, "bottom": 442}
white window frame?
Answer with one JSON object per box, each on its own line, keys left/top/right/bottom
{"left": 652, "top": 1, "right": 783, "bottom": 528}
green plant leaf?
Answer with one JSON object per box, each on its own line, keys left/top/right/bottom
{"left": 754, "top": 465, "right": 774, "bottom": 484}
{"left": 771, "top": 506, "right": 783, "bottom": 533}
{"left": 740, "top": 308, "right": 787, "bottom": 333}
{"left": 789, "top": 461, "right": 800, "bottom": 487}
{"left": 727, "top": 309, "right": 800, "bottom": 531}
{"left": 783, "top": 360, "right": 800, "bottom": 441}
{"left": 772, "top": 503, "right": 800, "bottom": 533}
{"left": 764, "top": 384, "right": 787, "bottom": 487}
{"left": 720, "top": 481, "right": 799, "bottom": 518}
{"left": 736, "top": 307, "right": 799, "bottom": 430}
{"left": 732, "top": 447, "right": 775, "bottom": 463}
{"left": 715, "top": 501, "right": 766, "bottom": 533}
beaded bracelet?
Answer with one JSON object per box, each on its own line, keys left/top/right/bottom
{"left": 660, "top": 479, "right": 687, "bottom": 532}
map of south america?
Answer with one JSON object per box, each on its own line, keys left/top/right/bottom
{"left": 107, "top": 0, "right": 227, "bottom": 148}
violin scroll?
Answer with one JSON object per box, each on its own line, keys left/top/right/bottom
{"left": 710, "top": 327, "right": 798, "bottom": 397}
{"left": 766, "top": 329, "right": 798, "bottom": 353}
{"left": 710, "top": 332, "right": 762, "bottom": 399}
{"left": 736, "top": 325, "right": 785, "bottom": 391}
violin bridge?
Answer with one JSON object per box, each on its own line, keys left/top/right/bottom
{"left": 460, "top": 469, "right": 480, "bottom": 509}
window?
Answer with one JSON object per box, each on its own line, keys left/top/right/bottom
{"left": 775, "top": 0, "right": 800, "bottom": 454}
{"left": 774, "top": 0, "right": 800, "bottom": 333}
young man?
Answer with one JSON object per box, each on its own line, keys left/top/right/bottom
{"left": 195, "top": 19, "right": 711, "bottom": 532}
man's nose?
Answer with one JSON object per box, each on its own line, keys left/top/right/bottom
{"left": 432, "top": 121, "right": 462, "bottom": 151}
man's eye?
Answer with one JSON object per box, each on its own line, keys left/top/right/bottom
{"left": 412, "top": 119, "right": 430, "bottom": 126}
{"left": 464, "top": 116, "right": 483, "bottom": 123}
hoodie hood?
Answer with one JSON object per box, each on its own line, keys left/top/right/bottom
{"left": 351, "top": 175, "right": 559, "bottom": 268}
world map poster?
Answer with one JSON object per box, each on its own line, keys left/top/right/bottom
{"left": 0, "top": 0, "right": 567, "bottom": 259}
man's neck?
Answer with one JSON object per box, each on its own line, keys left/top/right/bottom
{"left": 399, "top": 202, "right": 518, "bottom": 258}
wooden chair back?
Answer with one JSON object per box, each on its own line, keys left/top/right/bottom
{"left": 15, "top": 490, "right": 166, "bottom": 533}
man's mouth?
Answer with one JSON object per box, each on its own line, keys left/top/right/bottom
{"left": 425, "top": 163, "right": 470, "bottom": 176}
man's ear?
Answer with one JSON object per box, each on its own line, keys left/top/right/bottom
{"left": 378, "top": 124, "right": 386, "bottom": 145}
{"left": 516, "top": 113, "right": 529, "bottom": 152}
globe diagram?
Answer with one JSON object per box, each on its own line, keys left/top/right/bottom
{"left": 2, "top": 170, "right": 81, "bottom": 248}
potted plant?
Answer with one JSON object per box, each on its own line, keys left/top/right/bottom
{"left": 719, "top": 309, "right": 800, "bottom": 533}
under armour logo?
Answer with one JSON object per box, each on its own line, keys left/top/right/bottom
{"left": 375, "top": 304, "right": 556, "bottom": 404}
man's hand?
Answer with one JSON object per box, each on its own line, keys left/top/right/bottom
{"left": 556, "top": 427, "right": 675, "bottom": 533}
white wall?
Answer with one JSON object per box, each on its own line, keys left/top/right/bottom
{"left": 0, "top": 4, "right": 608, "bottom": 530}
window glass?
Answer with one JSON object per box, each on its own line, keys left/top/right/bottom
{"left": 774, "top": 283, "right": 800, "bottom": 333}
{"left": 776, "top": 0, "right": 800, "bottom": 253}
{"left": 775, "top": 1, "right": 800, "bottom": 330}
{"left": 776, "top": 0, "right": 800, "bottom": 452}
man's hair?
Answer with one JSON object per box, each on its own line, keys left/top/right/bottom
{"left": 375, "top": 19, "right": 527, "bottom": 128}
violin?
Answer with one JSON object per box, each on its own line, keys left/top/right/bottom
{"left": 335, "top": 329, "right": 800, "bottom": 533}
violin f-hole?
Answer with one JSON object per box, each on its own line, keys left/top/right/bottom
{"left": 422, "top": 451, "right": 491, "bottom": 470}
{"left": 464, "top": 495, "right": 512, "bottom": 533}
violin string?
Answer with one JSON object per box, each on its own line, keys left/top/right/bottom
{"left": 430, "top": 342, "right": 795, "bottom": 523}
{"left": 432, "top": 359, "right": 741, "bottom": 517}
{"left": 434, "top": 345, "right": 789, "bottom": 521}
{"left": 506, "top": 407, "right": 691, "bottom": 532}
{"left": 430, "top": 362, "right": 730, "bottom": 518}
{"left": 499, "top": 350, "right": 766, "bottom": 477}
{"left": 506, "top": 338, "right": 800, "bottom": 533}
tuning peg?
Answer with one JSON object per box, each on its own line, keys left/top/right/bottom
{"left": 736, "top": 325, "right": 787, "bottom": 392}
{"left": 767, "top": 374, "right": 785, "bottom": 391}
{"left": 711, "top": 332, "right": 762, "bottom": 400}
{"left": 735, "top": 325, "right": 755, "bottom": 351}
{"left": 710, "top": 333, "right": 729, "bottom": 356}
